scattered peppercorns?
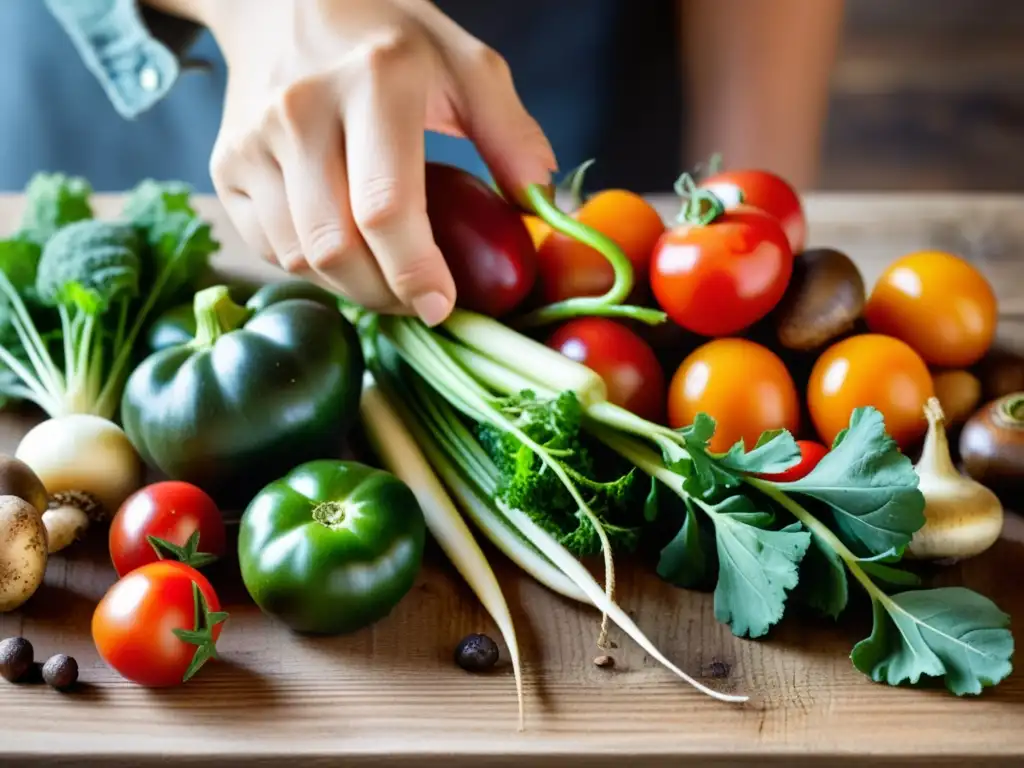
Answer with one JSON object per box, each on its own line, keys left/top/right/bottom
{"left": 41, "top": 654, "right": 78, "bottom": 691}
{"left": 0, "top": 636, "right": 79, "bottom": 690}
{"left": 0, "top": 636, "right": 34, "bottom": 682}
{"left": 454, "top": 633, "right": 499, "bottom": 671}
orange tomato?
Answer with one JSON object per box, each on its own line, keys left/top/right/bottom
{"left": 864, "top": 250, "right": 997, "bottom": 368}
{"left": 522, "top": 215, "right": 551, "bottom": 250}
{"left": 808, "top": 334, "right": 934, "bottom": 449}
{"left": 667, "top": 338, "right": 800, "bottom": 453}
{"left": 536, "top": 189, "right": 665, "bottom": 303}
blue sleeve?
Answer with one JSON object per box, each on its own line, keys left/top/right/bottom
{"left": 42, "top": 0, "right": 204, "bottom": 120}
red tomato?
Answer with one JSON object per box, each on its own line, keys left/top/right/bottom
{"left": 700, "top": 169, "right": 806, "bottom": 253}
{"left": 757, "top": 440, "right": 828, "bottom": 482}
{"left": 93, "top": 560, "right": 226, "bottom": 687}
{"left": 425, "top": 162, "right": 537, "bottom": 317}
{"left": 649, "top": 206, "right": 793, "bottom": 337}
{"left": 109, "top": 481, "right": 226, "bottom": 577}
{"left": 547, "top": 318, "right": 666, "bottom": 423}
{"left": 668, "top": 338, "right": 800, "bottom": 453}
{"left": 536, "top": 189, "right": 665, "bottom": 304}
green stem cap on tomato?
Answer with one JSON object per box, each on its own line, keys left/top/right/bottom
{"left": 673, "top": 172, "right": 736, "bottom": 226}
{"left": 147, "top": 530, "right": 219, "bottom": 569}
{"left": 190, "top": 285, "right": 252, "bottom": 348}
{"left": 172, "top": 580, "right": 229, "bottom": 683}
{"left": 516, "top": 184, "right": 666, "bottom": 328}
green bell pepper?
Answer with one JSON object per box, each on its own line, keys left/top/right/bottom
{"left": 121, "top": 284, "right": 363, "bottom": 506}
{"left": 145, "top": 280, "right": 337, "bottom": 353}
{"left": 238, "top": 460, "right": 426, "bottom": 634}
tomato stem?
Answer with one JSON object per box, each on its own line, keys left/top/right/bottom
{"left": 559, "top": 158, "right": 596, "bottom": 212}
{"left": 672, "top": 173, "right": 726, "bottom": 226}
{"left": 515, "top": 184, "right": 666, "bottom": 328}
{"left": 148, "top": 531, "right": 219, "bottom": 569}
{"left": 172, "top": 581, "right": 228, "bottom": 683}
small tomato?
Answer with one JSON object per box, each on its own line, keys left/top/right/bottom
{"left": 92, "top": 560, "right": 226, "bottom": 687}
{"left": 808, "top": 334, "right": 935, "bottom": 449}
{"left": 668, "top": 338, "right": 800, "bottom": 453}
{"left": 864, "top": 250, "right": 997, "bottom": 368}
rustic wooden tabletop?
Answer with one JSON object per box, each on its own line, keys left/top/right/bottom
{"left": 0, "top": 193, "right": 1022, "bottom": 767}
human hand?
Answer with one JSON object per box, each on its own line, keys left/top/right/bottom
{"left": 184, "top": 0, "right": 557, "bottom": 324}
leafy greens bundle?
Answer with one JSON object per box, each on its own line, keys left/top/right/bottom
{"left": 0, "top": 174, "right": 218, "bottom": 418}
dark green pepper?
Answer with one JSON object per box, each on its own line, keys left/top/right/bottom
{"left": 238, "top": 460, "right": 426, "bottom": 634}
{"left": 145, "top": 280, "right": 337, "bottom": 353}
{"left": 121, "top": 284, "right": 363, "bottom": 506}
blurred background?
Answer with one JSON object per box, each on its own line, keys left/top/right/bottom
{"left": 820, "top": 0, "right": 1024, "bottom": 191}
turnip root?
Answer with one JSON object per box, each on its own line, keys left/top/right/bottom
{"left": 14, "top": 415, "right": 142, "bottom": 553}
{"left": 0, "top": 495, "right": 48, "bottom": 612}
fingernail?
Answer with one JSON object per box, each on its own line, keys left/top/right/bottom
{"left": 412, "top": 292, "right": 452, "bottom": 327}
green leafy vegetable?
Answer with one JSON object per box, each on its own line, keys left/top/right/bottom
{"left": 851, "top": 587, "right": 1013, "bottom": 695}
{"left": 478, "top": 390, "right": 639, "bottom": 557}
{"left": 0, "top": 173, "right": 217, "bottom": 418}
{"left": 657, "top": 500, "right": 712, "bottom": 589}
{"left": 799, "top": 534, "right": 848, "bottom": 619}
{"left": 122, "top": 180, "right": 218, "bottom": 305}
{"left": 702, "top": 495, "right": 811, "bottom": 638}
{"left": 782, "top": 408, "right": 925, "bottom": 557}
{"left": 18, "top": 173, "right": 93, "bottom": 246}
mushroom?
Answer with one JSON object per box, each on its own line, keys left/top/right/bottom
{"left": 773, "top": 248, "right": 866, "bottom": 352}
{"left": 959, "top": 392, "right": 1024, "bottom": 496}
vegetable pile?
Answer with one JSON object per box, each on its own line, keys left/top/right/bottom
{"left": 0, "top": 162, "right": 1017, "bottom": 719}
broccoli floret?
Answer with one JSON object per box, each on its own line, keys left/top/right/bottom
{"left": 18, "top": 173, "right": 93, "bottom": 246}
{"left": 36, "top": 221, "right": 141, "bottom": 314}
{"left": 478, "top": 390, "right": 640, "bottom": 557}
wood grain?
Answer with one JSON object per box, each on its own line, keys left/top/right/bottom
{"left": 0, "top": 194, "right": 1023, "bottom": 766}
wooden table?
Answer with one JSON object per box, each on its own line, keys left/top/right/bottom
{"left": 1, "top": 193, "right": 1023, "bottom": 767}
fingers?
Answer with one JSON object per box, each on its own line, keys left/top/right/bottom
{"left": 277, "top": 116, "right": 402, "bottom": 312}
{"left": 451, "top": 45, "right": 557, "bottom": 203}
{"left": 342, "top": 37, "right": 456, "bottom": 327}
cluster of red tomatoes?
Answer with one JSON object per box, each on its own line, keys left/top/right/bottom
{"left": 502, "top": 168, "right": 997, "bottom": 478}
{"left": 91, "top": 481, "right": 228, "bottom": 687}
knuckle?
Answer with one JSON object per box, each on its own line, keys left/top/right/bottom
{"left": 470, "top": 44, "right": 511, "bottom": 80}
{"left": 350, "top": 28, "right": 423, "bottom": 78}
{"left": 352, "top": 178, "right": 405, "bottom": 231}
{"left": 305, "top": 222, "right": 357, "bottom": 269}
{"left": 389, "top": 256, "right": 442, "bottom": 300}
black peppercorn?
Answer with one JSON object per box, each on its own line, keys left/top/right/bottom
{"left": 454, "top": 633, "right": 499, "bottom": 671}
{"left": 41, "top": 654, "right": 78, "bottom": 691}
{"left": 0, "top": 637, "right": 33, "bottom": 682}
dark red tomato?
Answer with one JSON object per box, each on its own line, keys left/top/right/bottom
{"left": 536, "top": 189, "right": 665, "bottom": 305}
{"left": 757, "top": 440, "right": 828, "bottom": 482}
{"left": 425, "top": 162, "right": 537, "bottom": 317}
{"left": 93, "top": 560, "right": 226, "bottom": 687}
{"left": 548, "top": 318, "right": 666, "bottom": 423}
{"left": 109, "top": 481, "right": 226, "bottom": 577}
{"left": 700, "top": 170, "right": 807, "bottom": 254}
{"left": 649, "top": 206, "right": 793, "bottom": 337}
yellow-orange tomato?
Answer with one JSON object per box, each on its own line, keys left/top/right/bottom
{"left": 536, "top": 189, "right": 666, "bottom": 303}
{"left": 808, "top": 334, "right": 934, "bottom": 449}
{"left": 864, "top": 250, "right": 997, "bottom": 368}
{"left": 522, "top": 215, "right": 551, "bottom": 250}
{"left": 668, "top": 338, "right": 800, "bottom": 453}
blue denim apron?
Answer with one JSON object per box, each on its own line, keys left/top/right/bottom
{"left": 0, "top": 1, "right": 679, "bottom": 194}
